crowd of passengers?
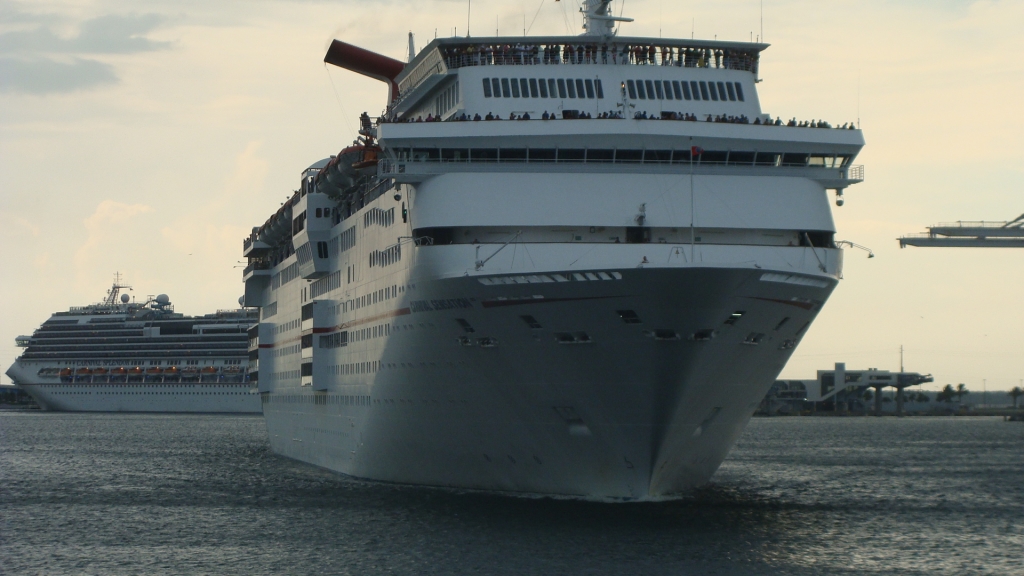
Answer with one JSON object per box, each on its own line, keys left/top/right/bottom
{"left": 438, "top": 43, "right": 758, "bottom": 72}
{"left": 388, "top": 111, "right": 856, "bottom": 129}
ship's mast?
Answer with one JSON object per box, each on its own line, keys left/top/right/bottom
{"left": 102, "top": 272, "right": 133, "bottom": 306}
{"left": 581, "top": 0, "right": 633, "bottom": 37}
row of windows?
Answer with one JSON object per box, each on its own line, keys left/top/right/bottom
{"left": 364, "top": 207, "right": 395, "bottom": 228}
{"left": 369, "top": 244, "right": 402, "bottom": 268}
{"left": 330, "top": 360, "right": 381, "bottom": 376}
{"left": 275, "top": 319, "right": 300, "bottom": 335}
{"left": 626, "top": 79, "right": 744, "bottom": 102}
{"left": 270, "top": 369, "right": 300, "bottom": 381}
{"left": 262, "top": 301, "right": 278, "bottom": 319}
{"left": 394, "top": 147, "right": 851, "bottom": 168}
{"left": 329, "top": 226, "right": 357, "bottom": 257}
{"left": 263, "top": 393, "right": 371, "bottom": 406}
{"left": 483, "top": 77, "right": 605, "bottom": 100}
{"left": 310, "top": 270, "right": 342, "bottom": 299}
{"left": 341, "top": 284, "right": 400, "bottom": 314}
{"left": 271, "top": 262, "right": 299, "bottom": 290}
{"left": 434, "top": 80, "right": 460, "bottom": 118}
{"left": 271, "top": 344, "right": 300, "bottom": 358}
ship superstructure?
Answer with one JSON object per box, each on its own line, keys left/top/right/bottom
{"left": 7, "top": 278, "right": 260, "bottom": 413}
{"left": 243, "top": 1, "right": 864, "bottom": 499}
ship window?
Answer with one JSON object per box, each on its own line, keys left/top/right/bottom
{"left": 470, "top": 148, "right": 498, "bottom": 162}
{"left": 521, "top": 315, "right": 543, "bottom": 329}
{"left": 717, "top": 82, "right": 729, "bottom": 102}
{"left": 726, "top": 82, "right": 736, "bottom": 101}
{"left": 701, "top": 151, "right": 728, "bottom": 164}
{"left": 672, "top": 149, "right": 692, "bottom": 163}
{"left": 529, "top": 78, "right": 539, "bottom": 97}
{"left": 547, "top": 79, "right": 557, "bottom": 98}
{"left": 708, "top": 82, "right": 719, "bottom": 101}
{"left": 625, "top": 227, "right": 651, "bottom": 244}
{"left": 566, "top": 79, "right": 576, "bottom": 98}
{"left": 755, "top": 152, "right": 781, "bottom": 166}
{"left": 596, "top": 80, "right": 604, "bottom": 99}
{"left": 557, "top": 79, "right": 567, "bottom": 98}
{"left": 617, "top": 310, "right": 642, "bottom": 324}
{"left": 654, "top": 81, "right": 664, "bottom": 99}
{"left": 781, "top": 153, "right": 809, "bottom": 167}
{"left": 528, "top": 149, "right": 556, "bottom": 161}
{"left": 644, "top": 80, "right": 656, "bottom": 100}
{"left": 520, "top": 79, "right": 529, "bottom": 97}
{"left": 510, "top": 78, "right": 520, "bottom": 98}
{"left": 734, "top": 82, "right": 745, "bottom": 101}
{"left": 482, "top": 78, "right": 492, "bottom": 97}
{"left": 679, "top": 81, "right": 691, "bottom": 100}
{"left": 644, "top": 150, "right": 672, "bottom": 163}
{"left": 558, "top": 149, "right": 585, "bottom": 161}
{"left": 663, "top": 81, "right": 673, "bottom": 100}
{"left": 576, "top": 79, "right": 586, "bottom": 98}
{"left": 412, "top": 148, "right": 439, "bottom": 160}
{"left": 538, "top": 79, "right": 549, "bottom": 97}
{"left": 690, "top": 81, "right": 701, "bottom": 100}
{"left": 441, "top": 148, "right": 468, "bottom": 161}
{"left": 587, "top": 149, "right": 614, "bottom": 162}
{"left": 491, "top": 78, "right": 502, "bottom": 98}
{"left": 699, "top": 81, "right": 709, "bottom": 100}
{"left": 500, "top": 148, "right": 527, "bottom": 161}
{"left": 585, "top": 79, "right": 595, "bottom": 99}
{"left": 616, "top": 149, "right": 643, "bottom": 163}
{"left": 315, "top": 208, "right": 322, "bottom": 218}
{"left": 729, "top": 152, "right": 755, "bottom": 165}
{"left": 626, "top": 80, "right": 637, "bottom": 99}
{"left": 635, "top": 80, "right": 646, "bottom": 99}
{"left": 672, "top": 81, "right": 683, "bottom": 100}
{"left": 500, "top": 78, "right": 511, "bottom": 98}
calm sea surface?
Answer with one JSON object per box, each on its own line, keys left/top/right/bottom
{"left": 1, "top": 413, "right": 1021, "bottom": 575}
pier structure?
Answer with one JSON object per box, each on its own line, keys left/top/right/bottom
{"left": 767, "top": 363, "right": 933, "bottom": 415}
{"left": 899, "top": 214, "right": 1024, "bottom": 248}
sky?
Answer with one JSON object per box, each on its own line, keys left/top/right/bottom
{"left": 2, "top": 0, "right": 1023, "bottom": 392}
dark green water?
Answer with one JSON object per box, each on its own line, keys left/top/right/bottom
{"left": 1, "top": 413, "right": 1021, "bottom": 575}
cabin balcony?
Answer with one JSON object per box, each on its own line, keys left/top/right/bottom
{"left": 243, "top": 234, "right": 271, "bottom": 258}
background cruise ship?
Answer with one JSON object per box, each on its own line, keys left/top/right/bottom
{"left": 243, "top": 0, "right": 864, "bottom": 499}
{"left": 7, "top": 277, "right": 260, "bottom": 413}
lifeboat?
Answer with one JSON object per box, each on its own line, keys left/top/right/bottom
{"left": 128, "top": 367, "right": 144, "bottom": 375}
{"left": 75, "top": 368, "right": 93, "bottom": 375}
{"left": 111, "top": 367, "right": 127, "bottom": 376}
{"left": 201, "top": 366, "right": 218, "bottom": 374}
{"left": 59, "top": 368, "right": 73, "bottom": 377}
{"left": 145, "top": 367, "right": 164, "bottom": 375}
{"left": 92, "top": 368, "right": 109, "bottom": 376}
{"left": 164, "top": 366, "right": 180, "bottom": 375}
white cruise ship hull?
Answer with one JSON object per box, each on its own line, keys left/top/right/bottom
{"left": 261, "top": 262, "right": 835, "bottom": 499}
{"left": 11, "top": 380, "right": 261, "bottom": 413}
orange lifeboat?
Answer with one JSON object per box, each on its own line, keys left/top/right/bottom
{"left": 201, "top": 366, "right": 218, "bottom": 374}
{"left": 128, "top": 367, "right": 144, "bottom": 375}
{"left": 76, "top": 368, "right": 93, "bottom": 376}
{"left": 59, "top": 368, "right": 73, "bottom": 377}
{"left": 164, "top": 366, "right": 180, "bottom": 376}
{"left": 111, "top": 367, "right": 127, "bottom": 376}
{"left": 145, "top": 367, "right": 164, "bottom": 375}
{"left": 92, "top": 368, "right": 109, "bottom": 376}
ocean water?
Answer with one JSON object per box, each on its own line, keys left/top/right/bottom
{"left": 1, "top": 413, "right": 1021, "bottom": 575}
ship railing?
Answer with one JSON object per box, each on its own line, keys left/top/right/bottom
{"left": 436, "top": 48, "right": 758, "bottom": 73}
{"left": 846, "top": 164, "right": 864, "bottom": 182}
{"left": 243, "top": 261, "right": 270, "bottom": 276}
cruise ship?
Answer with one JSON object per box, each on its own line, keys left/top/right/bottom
{"left": 244, "top": 1, "right": 864, "bottom": 499}
{"left": 6, "top": 278, "right": 261, "bottom": 413}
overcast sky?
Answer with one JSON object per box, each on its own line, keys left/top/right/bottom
{"left": 2, "top": 0, "right": 1023, "bottom": 391}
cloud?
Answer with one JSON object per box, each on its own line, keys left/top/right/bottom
{"left": 74, "top": 200, "right": 154, "bottom": 275}
{"left": 0, "top": 56, "right": 117, "bottom": 93}
{"left": 0, "top": 12, "right": 169, "bottom": 94}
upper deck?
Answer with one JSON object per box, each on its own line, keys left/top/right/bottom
{"left": 388, "top": 36, "right": 767, "bottom": 122}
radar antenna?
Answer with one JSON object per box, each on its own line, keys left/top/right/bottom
{"left": 103, "top": 272, "right": 133, "bottom": 306}
{"left": 581, "top": 0, "right": 633, "bottom": 37}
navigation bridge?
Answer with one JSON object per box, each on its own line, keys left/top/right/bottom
{"left": 899, "top": 213, "right": 1024, "bottom": 248}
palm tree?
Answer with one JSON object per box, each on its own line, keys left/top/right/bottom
{"left": 955, "top": 383, "right": 969, "bottom": 404}
{"left": 937, "top": 384, "right": 956, "bottom": 403}
{"left": 1009, "top": 387, "right": 1024, "bottom": 409}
